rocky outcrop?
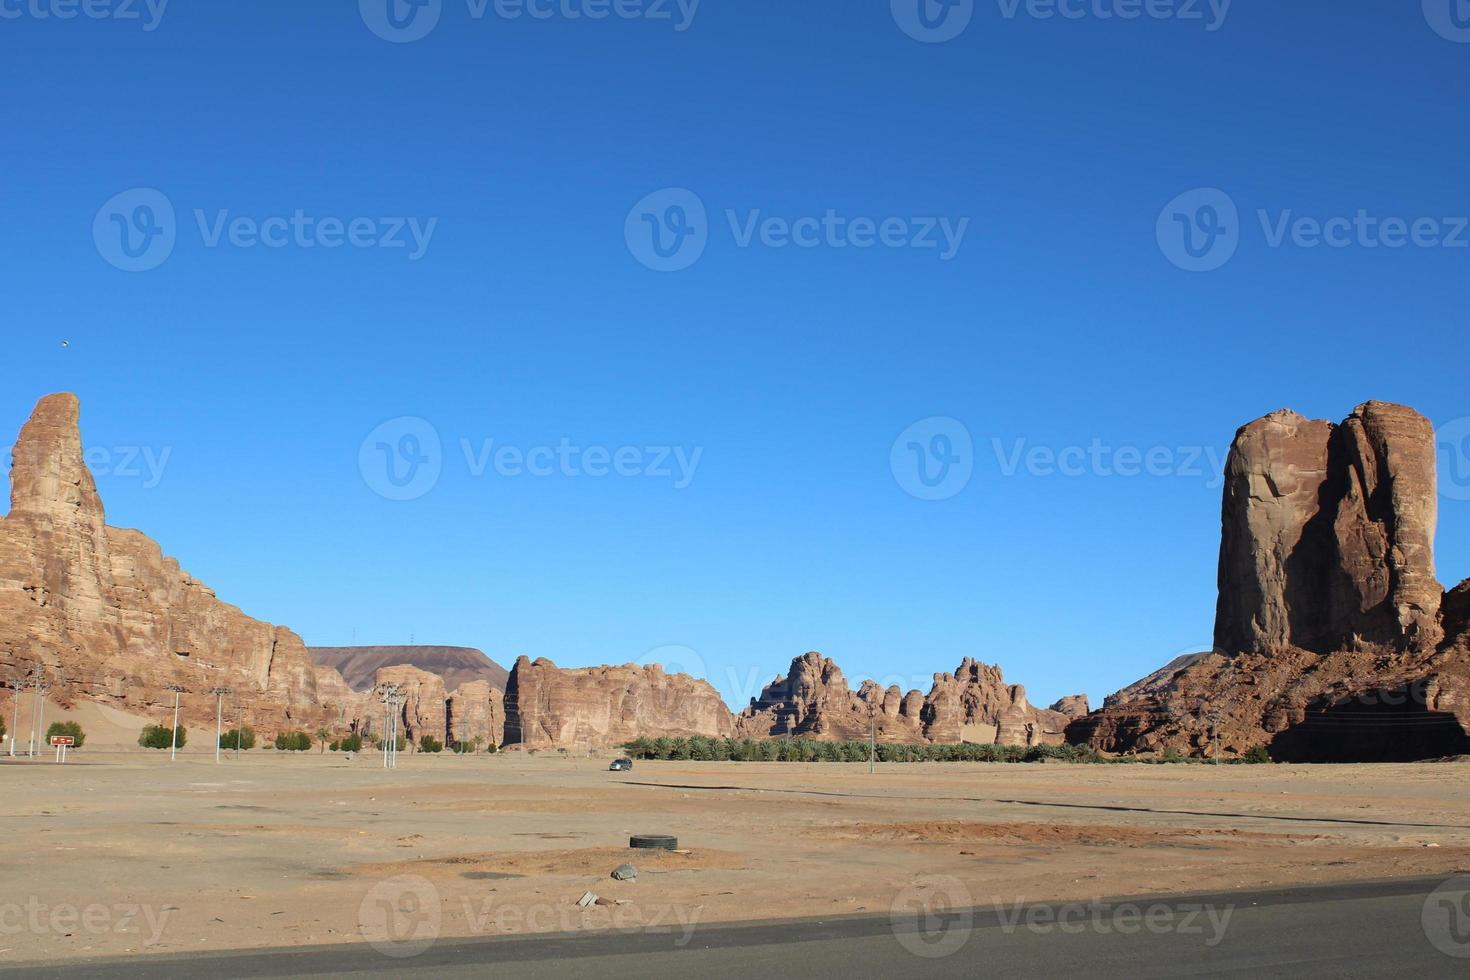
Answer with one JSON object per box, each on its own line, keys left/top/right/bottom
{"left": 1075, "top": 401, "right": 1470, "bottom": 761}
{"left": 921, "top": 659, "right": 1070, "bottom": 746}
{"left": 503, "top": 656, "right": 735, "bottom": 750}
{"left": 736, "top": 652, "right": 1073, "bottom": 747}
{"left": 1215, "top": 402, "right": 1442, "bottom": 655}
{"left": 0, "top": 394, "right": 345, "bottom": 734}
{"left": 735, "top": 653, "right": 924, "bottom": 742}
{"left": 310, "top": 646, "right": 508, "bottom": 692}
{"left": 447, "top": 679, "right": 505, "bottom": 748}
{"left": 1049, "top": 695, "right": 1090, "bottom": 719}
{"left": 374, "top": 665, "right": 447, "bottom": 744}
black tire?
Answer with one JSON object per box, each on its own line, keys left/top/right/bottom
{"left": 629, "top": 834, "right": 678, "bottom": 850}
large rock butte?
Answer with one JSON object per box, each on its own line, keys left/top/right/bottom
{"left": 0, "top": 394, "right": 335, "bottom": 732}
{"left": 1072, "top": 401, "right": 1470, "bottom": 761}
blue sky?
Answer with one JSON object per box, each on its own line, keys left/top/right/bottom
{"left": 4, "top": 1, "right": 1469, "bottom": 709}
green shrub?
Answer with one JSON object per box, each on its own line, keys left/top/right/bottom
{"left": 274, "top": 731, "right": 312, "bottom": 752}
{"left": 485, "top": 741, "right": 498, "bottom": 754}
{"left": 46, "top": 721, "right": 85, "bottom": 748}
{"left": 219, "top": 726, "right": 256, "bottom": 750}
{"left": 139, "top": 724, "right": 186, "bottom": 749}
{"left": 1243, "top": 745, "right": 1272, "bottom": 764}
{"left": 1159, "top": 746, "right": 1189, "bottom": 764}
{"left": 418, "top": 735, "right": 444, "bottom": 753}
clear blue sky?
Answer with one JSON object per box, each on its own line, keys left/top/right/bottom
{"left": 4, "top": 2, "right": 1469, "bottom": 709}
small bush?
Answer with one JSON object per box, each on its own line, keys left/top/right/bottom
{"left": 418, "top": 735, "right": 444, "bottom": 753}
{"left": 139, "top": 725, "right": 186, "bottom": 750}
{"left": 46, "top": 721, "right": 86, "bottom": 748}
{"left": 485, "top": 741, "right": 498, "bottom": 754}
{"left": 219, "top": 726, "right": 256, "bottom": 750}
{"left": 1242, "top": 745, "right": 1272, "bottom": 764}
{"left": 274, "top": 731, "right": 312, "bottom": 752}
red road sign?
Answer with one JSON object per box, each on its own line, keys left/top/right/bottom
{"left": 49, "top": 735, "right": 75, "bottom": 746}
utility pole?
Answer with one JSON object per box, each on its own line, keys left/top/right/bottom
{"left": 868, "top": 700, "right": 876, "bottom": 775}
{"left": 8, "top": 673, "right": 25, "bottom": 757}
{"left": 168, "top": 685, "right": 185, "bottom": 761}
{"left": 381, "top": 685, "right": 403, "bottom": 770}
{"left": 211, "top": 688, "right": 231, "bottom": 763}
{"left": 35, "top": 680, "right": 49, "bottom": 756}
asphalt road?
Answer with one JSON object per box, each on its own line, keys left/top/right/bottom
{"left": 8, "top": 877, "right": 1470, "bottom": 979}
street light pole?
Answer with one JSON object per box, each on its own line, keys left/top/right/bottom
{"left": 868, "top": 701, "right": 876, "bottom": 775}
{"left": 168, "top": 685, "right": 184, "bottom": 761}
{"left": 211, "top": 687, "right": 231, "bottom": 763}
{"left": 35, "top": 682, "right": 49, "bottom": 756}
{"left": 8, "top": 674, "right": 24, "bottom": 757}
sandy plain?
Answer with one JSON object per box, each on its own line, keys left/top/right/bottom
{"left": 3, "top": 726, "right": 1470, "bottom": 965}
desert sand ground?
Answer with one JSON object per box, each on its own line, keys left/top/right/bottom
{"left": 4, "top": 714, "right": 1470, "bottom": 967}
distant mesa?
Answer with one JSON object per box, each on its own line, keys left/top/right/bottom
{"left": 309, "top": 646, "right": 509, "bottom": 693}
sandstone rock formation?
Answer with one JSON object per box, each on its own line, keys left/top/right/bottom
{"left": 310, "top": 646, "right": 508, "bottom": 692}
{"left": 921, "top": 658, "right": 1070, "bottom": 746}
{"left": 373, "top": 665, "right": 447, "bottom": 744}
{"left": 447, "top": 679, "right": 505, "bottom": 748}
{"left": 736, "top": 652, "right": 1075, "bottom": 747}
{"left": 0, "top": 393, "right": 1084, "bottom": 755}
{"left": 1214, "top": 402, "right": 1442, "bottom": 655}
{"left": 0, "top": 394, "right": 343, "bottom": 734}
{"left": 1073, "top": 401, "right": 1470, "bottom": 761}
{"left": 1048, "top": 695, "right": 1090, "bottom": 719}
{"left": 503, "top": 656, "right": 734, "bottom": 749}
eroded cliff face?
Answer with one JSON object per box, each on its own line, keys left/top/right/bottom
{"left": 735, "top": 652, "right": 1074, "bottom": 747}
{"left": 503, "top": 656, "right": 735, "bottom": 749}
{"left": 1214, "top": 401, "right": 1442, "bottom": 655}
{"left": 446, "top": 679, "right": 505, "bottom": 748}
{"left": 0, "top": 394, "right": 343, "bottom": 732}
{"left": 1076, "top": 401, "right": 1470, "bottom": 760}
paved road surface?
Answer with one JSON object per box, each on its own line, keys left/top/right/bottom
{"left": 8, "top": 877, "right": 1470, "bottom": 978}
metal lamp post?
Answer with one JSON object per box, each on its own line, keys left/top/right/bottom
{"left": 211, "top": 687, "right": 231, "bottom": 763}
{"left": 168, "top": 685, "right": 185, "bottom": 760}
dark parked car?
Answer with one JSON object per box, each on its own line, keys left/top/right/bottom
{"left": 609, "top": 758, "right": 633, "bottom": 772}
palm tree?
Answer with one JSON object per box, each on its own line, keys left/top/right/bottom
{"left": 315, "top": 727, "right": 330, "bottom": 753}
